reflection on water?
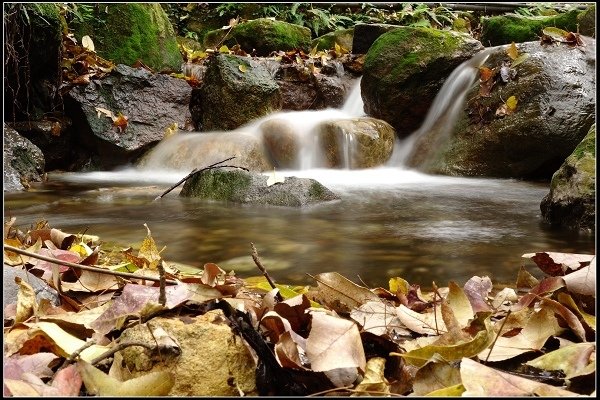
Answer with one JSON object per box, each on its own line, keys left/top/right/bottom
{"left": 4, "top": 168, "right": 595, "bottom": 288}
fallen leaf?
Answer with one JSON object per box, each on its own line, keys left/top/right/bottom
{"left": 396, "top": 304, "right": 446, "bottom": 336}
{"left": 310, "top": 272, "right": 380, "bottom": 314}
{"left": 563, "top": 260, "right": 595, "bottom": 296}
{"left": 81, "top": 35, "right": 95, "bottom": 52}
{"left": 526, "top": 342, "right": 595, "bottom": 379}
{"left": 463, "top": 276, "right": 492, "bottom": 313}
{"left": 506, "top": 41, "right": 519, "bottom": 60}
{"left": 113, "top": 112, "right": 128, "bottom": 132}
{"left": 522, "top": 251, "right": 594, "bottom": 276}
{"left": 77, "top": 360, "right": 174, "bottom": 396}
{"left": 238, "top": 64, "right": 248, "bottom": 73}
{"left": 460, "top": 357, "right": 582, "bottom": 396}
{"left": 15, "top": 277, "right": 37, "bottom": 324}
{"left": 306, "top": 310, "right": 366, "bottom": 372}
{"left": 542, "top": 26, "right": 571, "bottom": 42}
{"left": 350, "top": 300, "right": 411, "bottom": 337}
{"left": 413, "top": 360, "right": 461, "bottom": 396}
{"left": 446, "top": 281, "right": 474, "bottom": 328}
{"left": 557, "top": 292, "right": 595, "bottom": 330}
{"left": 352, "top": 357, "right": 389, "bottom": 395}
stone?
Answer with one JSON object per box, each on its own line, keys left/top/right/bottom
{"left": 65, "top": 64, "right": 192, "bottom": 169}
{"left": 361, "top": 27, "right": 483, "bottom": 138}
{"left": 3, "top": 266, "right": 60, "bottom": 306}
{"left": 180, "top": 169, "right": 339, "bottom": 207}
{"left": 3, "top": 125, "right": 45, "bottom": 191}
{"left": 71, "top": 4, "right": 182, "bottom": 72}
{"left": 196, "top": 54, "right": 281, "bottom": 131}
{"left": 311, "top": 28, "right": 354, "bottom": 52}
{"left": 412, "top": 37, "right": 596, "bottom": 180}
{"left": 118, "top": 311, "right": 258, "bottom": 396}
{"left": 260, "top": 118, "right": 301, "bottom": 169}
{"left": 351, "top": 23, "right": 401, "bottom": 54}
{"left": 540, "top": 124, "right": 595, "bottom": 231}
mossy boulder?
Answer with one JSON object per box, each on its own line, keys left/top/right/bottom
{"left": 203, "top": 18, "right": 312, "bottom": 55}
{"left": 197, "top": 54, "right": 281, "bottom": 131}
{"left": 540, "top": 124, "right": 595, "bottom": 231}
{"left": 361, "top": 27, "right": 483, "bottom": 137}
{"left": 318, "top": 118, "right": 396, "bottom": 169}
{"left": 4, "top": 3, "right": 63, "bottom": 120}
{"left": 481, "top": 9, "right": 580, "bottom": 46}
{"left": 311, "top": 28, "right": 354, "bottom": 51}
{"left": 71, "top": 4, "right": 182, "bottom": 72}
{"left": 352, "top": 23, "right": 401, "bottom": 54}
{"left": 577, "top": 5, "right": 596, "bottom": 37}
{"left": 410, "top": 38, "right": 596, "bottom": 180}
{"left": 180, "top": 169, "right": 339, "bottom": 207}
{"left": 3, "top": 125, "right": 45, "bottom": 191}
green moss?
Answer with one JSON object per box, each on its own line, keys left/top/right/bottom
{"left": 569, "top": 124, "right": 596, "bottom": 161}
{"left": 481, "top": 9, "right": 580, "bottom": 46}
{"left": 308, "top": 181, "right": 326, "bottom": 198}
{"left": 311, "top": 28, "right": 354, "bottom": 51}
{"left": 180, "top": 169, "right": 251, "bottom": 200}
{"left": 73, "top": 4, "right": 182, "bottom": 71}
{"left": 366, "top": 27, "right": 462, "bottom": 84}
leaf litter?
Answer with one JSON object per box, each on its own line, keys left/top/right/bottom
{"left": 2, "top": 220, "right": 595, "bottom": 396}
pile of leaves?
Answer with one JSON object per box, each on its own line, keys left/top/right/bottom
{"left": 3, "top": 218, "right": 596, "bottom": 396}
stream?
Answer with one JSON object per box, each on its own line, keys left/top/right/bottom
{"left": 4, "top": 49, "right": 595, "bottom": 288}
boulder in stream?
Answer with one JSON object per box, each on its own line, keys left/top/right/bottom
{"left": 180, "top": 169, "right": 339, "bottom": 207}
{"left": 410, "top": 37, "right": 596, "bottom": 180}
{"left": 361, "top": 26, "right": 484, "bottom": 137}
{"left": 540, "top": 124, "right": 596, "bottom": 231}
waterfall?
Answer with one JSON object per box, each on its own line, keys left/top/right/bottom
{"left": 389, "top": 49, "right": 492, "bottom": 167}
{"left": 341, "top": 77, "right": 365, "bottom": 117}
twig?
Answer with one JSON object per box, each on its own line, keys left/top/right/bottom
{"left": 157, "top": 260, "right": 166, "bottom": 306}
{"left": 485, "top": 309, "right": 512, "bottom": 362}
{"left": 90, "top": 341, "right": 155, "bottom": 366}
{"left": 250, "top": 243, "right": 282, "bottom": 302}
{"left": 58, "top": 339, "right": 97, "bottom": 370}
{"left": 153, "top": 157, "right": 250, "bottom": 201}
{"left": 4, "top": 244, "right": 178, "bottom": 285}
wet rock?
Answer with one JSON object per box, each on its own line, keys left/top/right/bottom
{"left": 3, "top": 125, "right": 45, "bottom": 191}
{"left": 481, "top": 9, "right": 581, "bottom": 46}
{"left": 196, "top": 54, "right": 281, "bottom": 131}
{"left": 138, "top": 131, "right": 273, "bottom": 172}
{"left": 577, "top": 5, "right": 596, "bottom": 37}
{"left": 352, "top": 23, "right": 401, "bottom": 54}
{"left": 203, "top": 18, "right": 312, "bottom": 56}
{"left": 318, "top": 118, "right": 396, "bottom": 168}
{"left": 180, "top": 169, "right": 339, "bottom": 207}
{"left": 260, "top": 118, "right": 301, "bottom": 169}
{"left": 541, "top": 124, "right": 595, "bottom": 231}
{"left": 3, "top": 266, "right": 60, "bottom": 306}
{"left": 361, "top": 27, "right": 483, "bottom": 138}
{"left": 70, "top": 4, "right": 182, "bottom": 72}
{"left": 118, "top": 311, "right": 258, "bottom": 396}
{"left": 414, "top": 37, "right": 596, "bottom": 180}
{"left": 65, "top": 64, "right": 192, "bottom": 169}
{"left": 312, "top": 28, "right": 354, "bottom": 51}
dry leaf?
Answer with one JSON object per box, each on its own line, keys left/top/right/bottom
{"left": 526, "top": 343, "right": 595, "bottom": 379}
{"left": 81, "top": 35, "right": 95, "bottom": 52}
{"left": 311, "top": 272, "right": 380, "bottom": 314}
{"left": 563, "top": 260, "right": 595, "bottom": 296}
{"left": 15, "top": 277, "right": 37, "bottom": 324}
{"left": 351, "top": 357, "right": 389, "bottom": 396}
{"left": 506, "top": 41, "right": 519, "bottom": 60}
{"left": 523, "top": 251, "right": 594, "bottom": 276}
{"left": 413, "top": 360, "right": 462, "bottom": 396}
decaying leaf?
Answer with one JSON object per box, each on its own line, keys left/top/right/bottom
{"left": 78, "top": 360, "right": 174, "bottom": 396}
{"left": 310, "top": 272, "right": 380, "bottom": 314}
{"left": 460, "top": 357, "right": 582, "bottom": 396}
{"left": 351, "top": 357, "right": 389, "bottom": 395}
{"left": 413, "top": 360, "right": 462, "bottom": 396}
{"left": 462, "top": 276, "right": 493, "bottom": 313}
{"left": 506, "top": 41, "right": 519, "bottom": 60}
{"left": 15, "top": 277, "right": 37, "bottom": 324}
{"left": 563, "top": 262, "right": 595, "bottom": 297}
{"left": 137, "top": 223, "right": 163, "bottom": 270}
{"left": 350, "top": 300, "right": 410, "bottom": 337}
{"left": 522, "top": 251, "right": 594, "bottom": 276}
{"left": 238, "top": 64, "right": 248, "bottom": 73}
{"left": 113, "top": 112, "right": 128, "bottom": 133}
{"left": 526, "top": 342, "right": 595, "bottom": 379}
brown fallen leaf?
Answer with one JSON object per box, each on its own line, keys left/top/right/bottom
{"left": 522, "top": 251, "right": 594, "bottom": 276}
{"left": 563, "top": 260, "right": 595, "bottom": 297}
{"left": 460, "top": 357, "right": 583, "bottom": 396}
{"left": 351, "top": 357, "right": 390, "bottom": 396}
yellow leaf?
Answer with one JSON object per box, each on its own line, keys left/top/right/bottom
{"left": 238, "top": 64, "right": 248, "bottom": 73}
{"left": 81, "top": 35, "right": 95, "bottom": 52}
{"left": 69, "top": 242, "right": 93, "bottom": 257}
{"left": 218, "top": 45, "right": 229, "bottom": 53}
{"left": 15, "top": 277, "right": 37, "bottom": 323}
{"left": 389, "top": 277, "right": 409, "bottom": 295}
{"left": 542, "top": 26, "right": 571, "bottom": 42}
{"left": 506, "top": 41, "right": 518, "bottom": 60}
{"left": 138, "top": 223, "right": 162, "bottom": 270}
{"left": 78, "top": 360, "right": 175, "bottom": 396}
{"left": 506, "top": 95, "right": 518, "bottom": 111}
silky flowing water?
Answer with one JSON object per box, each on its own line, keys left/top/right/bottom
{"left": 4, "top": 50, "right": 595, "bottom": 287}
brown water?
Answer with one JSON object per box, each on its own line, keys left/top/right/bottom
{"left": 4, "top": 168, "right": 595, "bottom": 288}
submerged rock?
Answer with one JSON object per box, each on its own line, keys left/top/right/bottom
{"left": 540, "top": 124, "right": 596, "bottom": 231}
{"left": 180, "top": 169, "right": 339, "bottom": 207}
{"left": 3, "top": 125, "right": 45, "bottom": 191}
{"left": 361, "top": 27, "right": 483, "bottom": 137}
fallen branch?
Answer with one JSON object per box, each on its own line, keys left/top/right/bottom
{"left": 90, "top": 341, "right": 155, "bottom": 366}
{"left": 250, "top": 243, "right": 282, "bottom": 302}
{"left": 153, "top": 157, "right": 250, "bottom": 201}
{"left": 4, "top": 244, "right": 178, "bottom": 285}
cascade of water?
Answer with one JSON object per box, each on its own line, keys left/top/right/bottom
{"left": 341, "top": 77, "right": 365, "bottom": 117}
{"left": 388, "top": 49, "right": 492, "bottom": 167}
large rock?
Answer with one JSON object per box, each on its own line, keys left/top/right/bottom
{"left": 540, "top": 124, "right": 595, "bottom": 231}
{"left": 3, "top": 125, "right": 45, "bottom": 191}
{"left": 352, "top": 23, "right": 400, "bottom": 54}
{"left": 71, "top": 4, "right": 182, "bottom": 72}
{"left": 577, "top": 5, "right": 596, "bottom": 37}
{"left": 65, "top": 64, "right": 192, "bottom": 169}
{"left": 195, "top": 54, "right": 281, "bottom": 131}
{"left": 203, "top": 18, "right": 312, "bottom": 56}
{"left": 411, "top": 38, "right": 596, "bottom": 179}
{"left": 311, "top": 28, "right": 354, "bottom": 51}
{"left": 361, "top": 27, "right": 483, "bottom": 138}
{"left": 481, "top": 9, "right": 582, "bottom": 46}
{"left": 317, "top": 118, "right": 396, "bottom": 168}
{"left": 180, "top": 169, "right": 339, "bottom": 207}
{"left": 137, "top": 131, "right": 273, "bottom": 172}
{"left": 118, "top": 311, "right": 258, "bottom": 396}
{"left": 4, "top": 3, "right": 63, "bottom": 121}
